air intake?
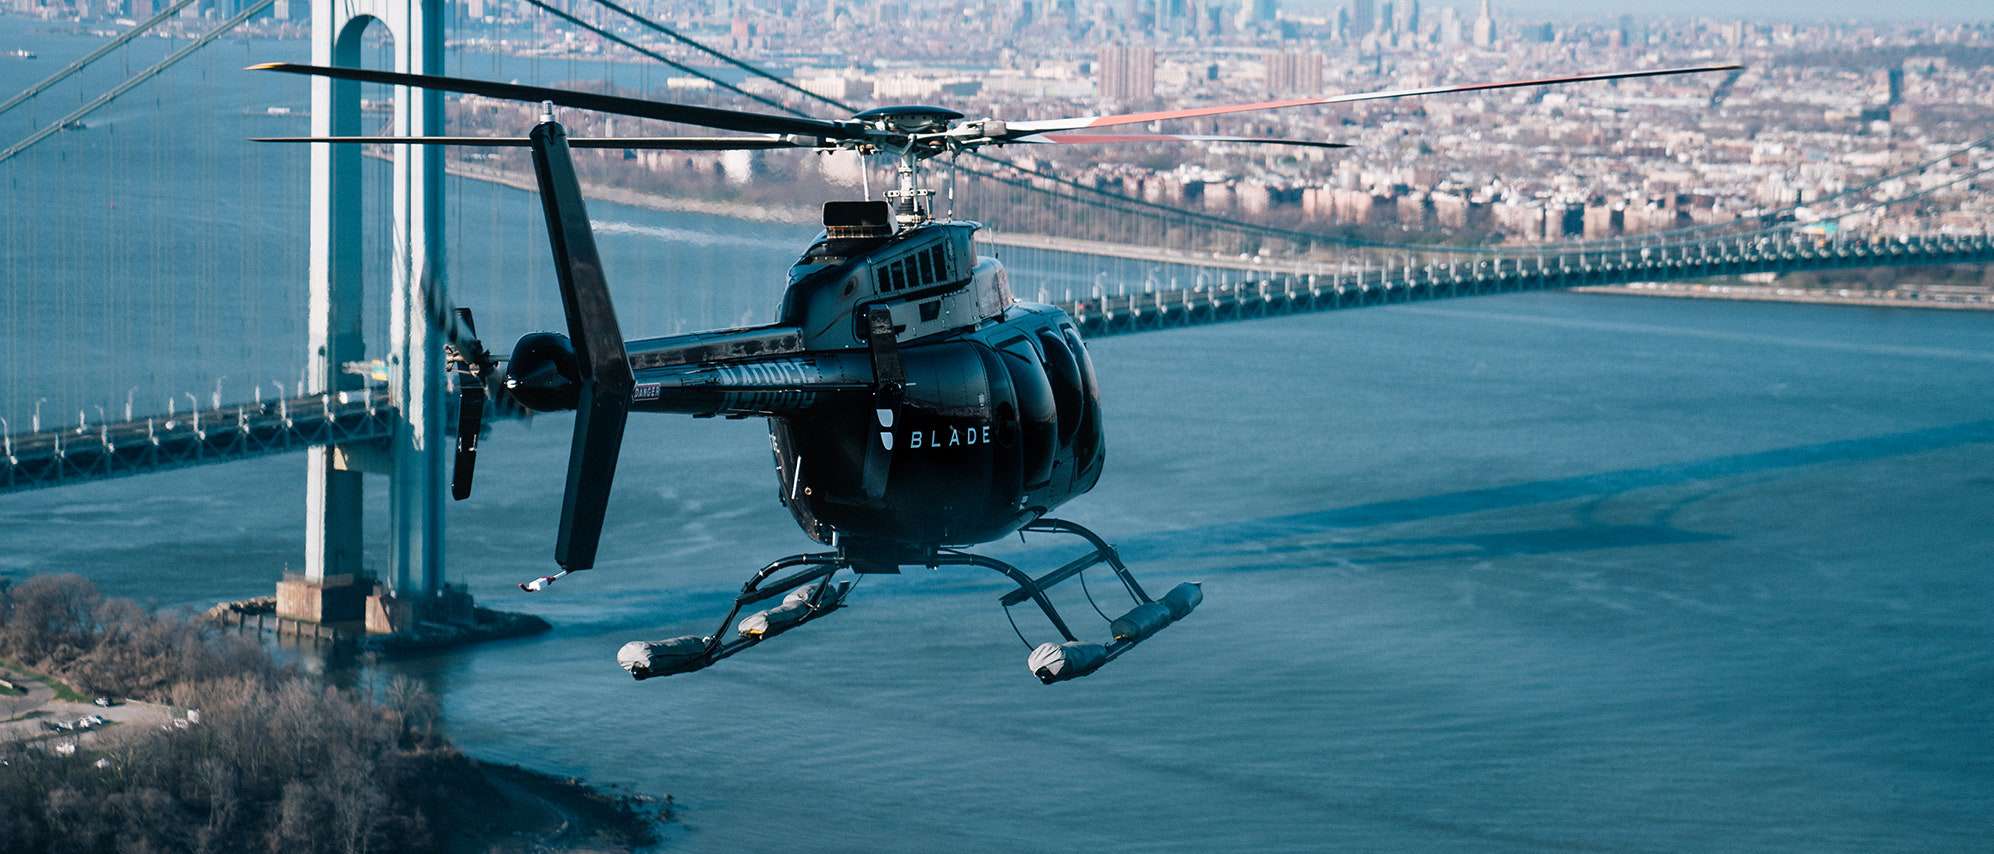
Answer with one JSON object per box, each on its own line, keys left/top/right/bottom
{"left": 824, "top": 200, "right": 893, "bottom": 239}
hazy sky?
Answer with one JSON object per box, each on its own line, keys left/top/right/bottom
{"left": 1293, "top": 0, "right": 1985, "bottom": 23}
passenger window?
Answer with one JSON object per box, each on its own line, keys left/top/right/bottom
{"left": 1062, "top": 327, "right": 1098, "bottom": 404}
{"left": 1062, "top": 327, "right": 1101, "bottom": 471}
{"left": 1000, "top": 338, "right": 1056, "bottom": 489}
{"left": 1037, "top": 330, "right": 1083, "bottom": 446}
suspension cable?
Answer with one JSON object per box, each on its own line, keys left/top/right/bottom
{"left": 0, "top": 0, "right": 199, "bottom": 118}
{"left": 0, "top": 0, "right": 277, "bottom": 166}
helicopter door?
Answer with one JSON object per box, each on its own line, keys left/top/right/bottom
{"left": 998, "top": 337, "right": 1056, "bottom": 489}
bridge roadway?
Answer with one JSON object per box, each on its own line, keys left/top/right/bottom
{"left": 1059, "top": 232, "right": 1994, "bottom": 338}
{"left": 1, "top": 231, "right": 1986, "bottom": 494}
{"left": 2, "top": 386, "right": 394, "bottom": 494}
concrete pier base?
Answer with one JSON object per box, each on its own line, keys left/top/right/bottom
{"left": 275, "top": 573, "right": 369, "bottom": 632}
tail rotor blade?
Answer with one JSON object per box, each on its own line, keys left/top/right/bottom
{"left": 452, "top": 381, "right": 485, "bottom": 501}
{"left": 447, "top": 307, "right": 492, "bottom": 501}
{"left": 530, "top": 119, "right": 634, "bottom": 575}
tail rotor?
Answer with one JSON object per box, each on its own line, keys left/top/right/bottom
{"left": 446, "top": 307, "right": 497, "bottom": 501}
{"left": 523, "top": 116, "right": 635, "bottom": 590}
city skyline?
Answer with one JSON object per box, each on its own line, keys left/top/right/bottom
{"left": 1295, "top": 0, "right": 1986, "bottom": 23}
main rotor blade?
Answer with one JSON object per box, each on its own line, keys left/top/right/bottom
{"left": 1002, "top": 64, "right": 1742, "bottom": 136}
{"left": 253, "top": 134, "right": 809, "bottom": 150}
{"left": 1019, "top": 133, "right": 1350, "bottom": 150}
{"left": 247, "top": 62, "right": 857, "bottom": 140}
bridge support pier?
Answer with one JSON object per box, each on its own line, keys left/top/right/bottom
{"left": 289, "top": 0, "right": 451, "bottom": 634}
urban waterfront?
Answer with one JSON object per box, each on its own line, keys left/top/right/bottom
{"left": 2, "top": 6, "right": 1992, "bottom": 853}
{"left": 5, "top": 104, "right": 1993, "bottom": 853}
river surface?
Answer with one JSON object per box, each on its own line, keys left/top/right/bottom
{"left": 3, "top": 17, "right": 1993, "bottom": 853}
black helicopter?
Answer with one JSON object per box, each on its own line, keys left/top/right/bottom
{"left": 253, "top": 60, "right": 1738, "bottom": 684}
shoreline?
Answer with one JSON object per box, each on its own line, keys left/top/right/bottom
{"left": 1571, "top": 282, "right": 1993, "bottom": 312}
{"left": 432, "top": 158, "right": 1992, "bottom": 313}
{"left": 450, "top": 756, "right": 668, "bottom": 851}
{"left": 0, "top": 574, "right": 666, "bottom": 853}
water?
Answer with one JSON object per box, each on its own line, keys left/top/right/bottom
{"left": 4, "top": 19, "right": 1994, "bottom": 852}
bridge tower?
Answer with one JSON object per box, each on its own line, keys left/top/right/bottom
{"left": 281, "top": 0, "right": 453, "bottom": 634}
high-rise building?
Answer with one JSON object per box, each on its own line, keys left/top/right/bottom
{"left": 1235, "top": 0, "right": 1277, "bottom": 30}
{"left": 1348, "top": 0, "right": 1374, "bottom": 38}
{"left": 1267, "top": 50, "right": 1324, "bottom": 96}
{"left": 1472, "top": 0, "right": 1496, "bottom": 48}
{"left": 1096, "top": 44, "right": 1157, "bottom": 103}
{"left": 1438, "top": 5, "right": 1461, "bottom": 45}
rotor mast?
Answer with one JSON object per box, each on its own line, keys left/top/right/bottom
{"left": 884, "top": 145, "right": 936, "bottom": 226}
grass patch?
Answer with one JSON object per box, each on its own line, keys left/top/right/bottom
{"left": 0, "top": 658, "right": 89, "bottom": 703}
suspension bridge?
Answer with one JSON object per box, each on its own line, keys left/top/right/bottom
{"left": 0, "top": 0, "right": 1984, "bottom": 640}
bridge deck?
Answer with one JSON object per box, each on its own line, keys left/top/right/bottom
{"left": 3, "top": 232, "right": 1987, "bottom": 494}
{"left": 1058, "top": 233, "right": 1993, "bottom": 338}
{"left": 2, "top": 387, "right": 394, "bottom": 494}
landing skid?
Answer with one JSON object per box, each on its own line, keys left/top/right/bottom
{"left": 616, "top": 518, "right": 1202, "bottom": 685}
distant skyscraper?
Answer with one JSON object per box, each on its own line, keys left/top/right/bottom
{"left": 1438, "top": 5, "right": 1461, "bottom": 45}
{"left": 1235, "top": 0, "right": 1277, "bottom": 30}
{"left": 1349, "top": 0, "right": 1374, "bottom": 37}
{"left": 1723, "top": 20, "right": 1746, "bottom": 48}
{"left": 1096, "top": 44, "right": 1157, "bottom": 103}
{"left": 1472, "top": 0, "right": 1496, "bottom": 48}
{"left": 1267, "top": 50, "right": 1324, "bottom": 96}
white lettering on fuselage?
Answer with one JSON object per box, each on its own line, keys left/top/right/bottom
{"left": 905, "top": 424, "right": 991, "bottom": 451}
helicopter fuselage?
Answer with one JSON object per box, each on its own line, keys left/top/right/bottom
{"left": 766, "top": 299, "right": 1105, "bottom": 567}
{"left": 503, "top": 211, "right": 1106, "bottom": 570}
